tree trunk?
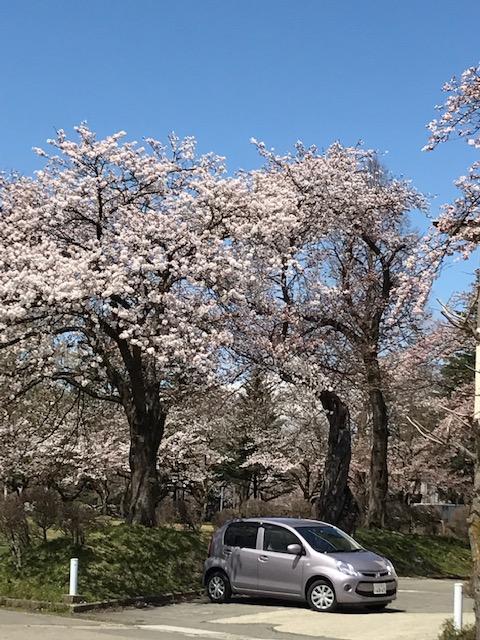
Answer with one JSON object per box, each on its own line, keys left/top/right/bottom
{"left": 316, "top": 390, "right": 359, "bottom": 534}
{"left": 119, "top": 477, "right": 130, "bottom": 520}
{"left": 127, "top": 409, "right": 166, "bottom": 526}
{"left": 253, "top": 472, "right": 258, "bottom": 500}
{"left": 94, "top": 480, "right": 110, "bottom": 516}
{"left": 469, "top": 419, "right": 480, "bottom": 639}
{"left": 365, "top": 354, "right": 389, "bottom": 529}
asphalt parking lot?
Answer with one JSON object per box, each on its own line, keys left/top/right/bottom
{"left": 0, "top": 578, "right": 474, "bottom": 640}
{"left": 77, "top": 577, "right": 475, "bottom": 640}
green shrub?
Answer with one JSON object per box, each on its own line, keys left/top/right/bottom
{"left": 24, "top": 487, "right": 60, "bottom": 542}
{"left": 56, "top": 501, "right": 97, "bottom": 545}
{"left": 210, "top": 508, "right": 239, "bottom": 528}
{"left": 0, "top": 495, "right": 30, "bottom": 570}
{"left": 438, "top": 619, "right": 475, "bottom": 640}
{"left": 0, "top": 537, "right": 70, "bottom": 601}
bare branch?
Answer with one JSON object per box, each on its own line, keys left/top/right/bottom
{"left": 406, "top": 415, "right": 475, "bottom": 461}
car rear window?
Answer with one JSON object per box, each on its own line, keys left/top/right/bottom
{"left": 224, "top": 522, "right": 259, "bottom": 548}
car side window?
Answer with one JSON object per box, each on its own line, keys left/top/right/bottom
{"left": 263, "top": 524, "right": 301, "bottom": 553}
{"left": 224, "top": 522, "right": 259, "bottom": 549}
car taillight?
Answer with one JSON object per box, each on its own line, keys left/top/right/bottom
{"left": 207, "top": 538, "right": 213, "bottom": 557}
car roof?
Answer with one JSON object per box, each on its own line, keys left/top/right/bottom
{"left": 233, "top": 517, "right": 330, "bottom": 527}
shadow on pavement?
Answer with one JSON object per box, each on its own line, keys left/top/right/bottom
{"left": 205, "top": 595, "right": 406, "bottom": 615}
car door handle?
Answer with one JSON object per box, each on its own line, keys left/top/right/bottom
{"left": 259, "top": 555, "right": 269, "bottom": 562}
{"left": 223, "top": 550, "right": 232, "bottom": 556}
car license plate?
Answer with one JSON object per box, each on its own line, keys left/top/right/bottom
{"left": 373, "top": 583, "right": 387, "bottom": 595}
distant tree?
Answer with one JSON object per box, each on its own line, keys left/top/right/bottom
{"left": 440, "top": 348, "right": 475, "bottom": 396}
{"left": 24, "top": 486, "right": 60, "bottom": 542}
{"left": 0, "top": 374, "right": 130, "bottom": 510}
{"left": 158, "top": 385, "right": 234, "bottom": 522}
{"left": 383, "top": 324, "right": 474, "bottom": 505}
{"left": 281, "top": 384, "right": 327, "bottom": 502}
{"left": 218, "top": 373, "right": 292, "bottom": 505}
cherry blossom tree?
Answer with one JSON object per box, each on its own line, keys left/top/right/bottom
{"left": 158, "top": 385, "right": 234, "bottom": 523}
{"left": 0, "top": 125, "right": 439, "bottom": 533}
{"left": 425, "top": 63, "right": 480, "bottom": 633}
{"left": 33, "top": 397, "right": 130, "bottom": 512}
{"left": 0, "top": 125, "right": 247, "bottom": 526}
{"left": 0, "top": 368, "right": 129, "bottom": 510}
{"left": 385, "top": 325, "right": 474, "bottom": 506}
{"left": 280, "top": 384, "right": 327, "bottom": 502}
{"left": 231, "top": 142, "right": 431, "bottom": 527}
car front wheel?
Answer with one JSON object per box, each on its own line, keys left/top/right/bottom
{"left": 307, "top": 579, "right": 337, "bottom": 612}
{"left": 206, "top": 571, "right": 232, "bottom": 603}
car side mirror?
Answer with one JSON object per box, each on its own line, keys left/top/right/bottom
{"left": 287, "top": 543, "right": 303, "bottom": 555}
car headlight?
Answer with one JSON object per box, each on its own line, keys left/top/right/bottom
{"left": 336, "top": 561, "right": 361, "bottom": 577}
{"left": 384, "top": 558, "right": 397, "bottom": 576}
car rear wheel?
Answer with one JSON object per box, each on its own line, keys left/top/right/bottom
{"left": 206, "top": 571, "right": 232, "bottom": 603}
{"left": 307, "top": 579, "right": 337, "bottom": 612}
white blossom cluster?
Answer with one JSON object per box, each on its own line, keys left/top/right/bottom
{"left": 424, "top": 63, "right": 480, "bottom": 258}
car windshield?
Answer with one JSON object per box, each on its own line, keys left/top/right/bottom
{"left": 294, "top": 525, "right": 365, "bottom": 553}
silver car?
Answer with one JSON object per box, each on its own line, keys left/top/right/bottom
{"left": 202, "top": 517, "right": 397, "bottom": 612}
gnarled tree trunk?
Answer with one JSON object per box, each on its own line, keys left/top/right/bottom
{"left": 316, "top": 390, "right": 359, "bottom": 534}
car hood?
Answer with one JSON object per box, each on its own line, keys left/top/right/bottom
{"left": 329, "top": 550, "right": 392, "bottom": 572}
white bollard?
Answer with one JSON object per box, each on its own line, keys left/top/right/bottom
{"left": 454, "top": 581, "right": 463, "bottom": 630}
{"left": 69, "top": 558, "right": 79, "bottom": 597}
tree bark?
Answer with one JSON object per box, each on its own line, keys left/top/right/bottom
{"left": 364, "top": 354, "right": 389, "bottom": 528}
{"left": 127, "top": 408, "right": 166, "bottom": 527}
{"left": 316, "top": 390, "right": 359, "bottom": 534}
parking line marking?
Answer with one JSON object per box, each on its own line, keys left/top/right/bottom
{"left": 139, "top": 624, "right": 269, "bottom": 640}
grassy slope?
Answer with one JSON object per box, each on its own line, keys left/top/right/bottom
{"left": 356, "top": 529, "right": 472, "bottom": 578}
{"left": 0, "top": 524, "right": 209, "bottom": 602}
{"left": 0, "top": 525, "right": 472, "bottom": 603}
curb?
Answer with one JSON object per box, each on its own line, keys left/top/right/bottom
{"left": 70, "top": 590, "right": 202, "bottom": 613}
{"left": 0, "top": 596, "right": 70, "bottom": 614}
{"left": 0, "top": 590, "right": 202, "bottom": 615}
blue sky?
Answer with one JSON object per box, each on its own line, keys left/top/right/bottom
{"left": 1, "top": 1, "right": 479, "bottom": 307}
